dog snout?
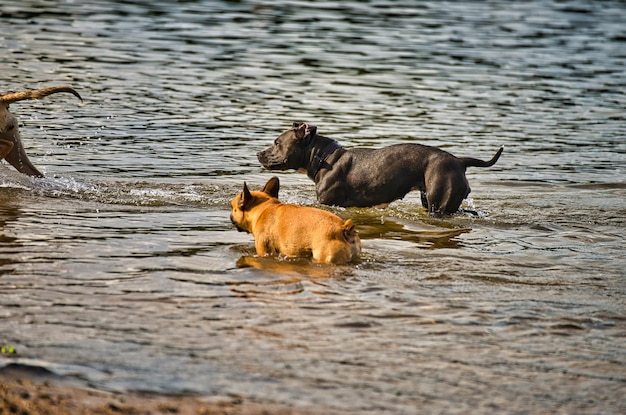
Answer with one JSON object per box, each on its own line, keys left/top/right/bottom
{"left": 257, "top": 148, "right": 275, "bottom": 168}
{"left": 230, "top": 214, "right": 245, "bottom": 233}
{"left": 258, "top": 149, "right": 291, "bottom": 170}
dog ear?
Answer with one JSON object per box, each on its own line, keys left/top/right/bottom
{"left": 262, "top": 176, "right": 280, "bottom": 198}
{"left": 304, "top": 124, "right": 317, "bottom": 138}
{"left": 294, "top": 122, "right": 307, "bottom": 139}
{"left": 293, "top": 123, "right": 317, "bottom": 140}
{"left": 239, "top": 182, "right": 252, "bottom": 210}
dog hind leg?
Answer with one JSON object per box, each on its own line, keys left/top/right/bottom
{"left": 426, "top": 184, "right": 466, "bottom": 215}
{"left": 313, "top": 242, "right": 351, "bottom": 265}
{"left": 0, "top": 140, "right": 14, "bottom": 159}
{"left": 420, "top": 191, "right": 428, "bottom": 209}
{"left": 425, "top": 170, "right": 470, "bottom": 215}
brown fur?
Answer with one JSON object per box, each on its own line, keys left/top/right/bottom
{"left": 0, "top": 86, "right": 82, "bottom": 177}
{"left": 230, "top": 177, "right": 361, "bottom": 265}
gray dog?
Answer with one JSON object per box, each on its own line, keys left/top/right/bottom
{"left": 257, "top": 122, "right": 503, "bottom": 215}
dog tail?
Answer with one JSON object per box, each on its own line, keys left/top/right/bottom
{"left": 459, "top": 147, "right": 503, "bottom": 168}
{"left": 343, "top": 219, "right": 355, "bottom": 232}
{"left": 0, "top": 86, "right": 82, "bottom": 104}
{"left": 342, "top": 219, "right": 358, "bottom": 240}
{"left": 341, "top": 219, "right": 361, "bottom": 260}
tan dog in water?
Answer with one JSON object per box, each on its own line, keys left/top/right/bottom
{"left": 230, "top": 177, "right": 361, "bottom": 265}
{"left": 0, "top": 86, "right": 82, "bottom": 177}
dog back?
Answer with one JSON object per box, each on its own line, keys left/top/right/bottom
{"left": 231, "top": 177, "right": 361, "bottom": 264}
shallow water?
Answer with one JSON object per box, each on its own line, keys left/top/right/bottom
{"left": 1, "top": 1, "right": 625, "bottom": 413}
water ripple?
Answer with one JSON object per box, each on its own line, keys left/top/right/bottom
{"left": 1, "top": 1, "right": 625, "bottom": 414}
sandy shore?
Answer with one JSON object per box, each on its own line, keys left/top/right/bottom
{"left": 0, "top": 365, "right": 314, "bottom": 415}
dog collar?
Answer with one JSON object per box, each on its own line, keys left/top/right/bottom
{"left": 307, "top": 140, "right": 343, "bottom": 180}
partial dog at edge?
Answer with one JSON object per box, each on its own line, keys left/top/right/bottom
{"left": 257, "top": 122, "right": 503, "bottom": 215}
{"left": 1, "top": 86, "right": 82, "bottom": 177}
{"left": 230, "top": 176, "right": 361, "bottom": 265}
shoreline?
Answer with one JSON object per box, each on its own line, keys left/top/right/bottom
{"left": 0, "top": 365, "right": 316, "bottom": 415}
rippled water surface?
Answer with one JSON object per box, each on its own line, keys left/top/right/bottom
{"left": 1, "top": 1, "right": 625, "bottom": 413}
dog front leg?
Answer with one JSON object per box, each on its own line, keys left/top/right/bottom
{"left": 254, "top": 238, "right": 273, "bottom": 257}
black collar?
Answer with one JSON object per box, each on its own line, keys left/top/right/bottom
{"left": 306, "top": 137, "right": 343, "bottom": 180}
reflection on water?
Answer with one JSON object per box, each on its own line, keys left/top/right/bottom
{"left": 1, "top": 0, "right": 625, "bottom": 413}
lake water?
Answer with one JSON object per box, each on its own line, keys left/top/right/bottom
{"left": 1, "top": 1, "right": 625, "bottom": 413}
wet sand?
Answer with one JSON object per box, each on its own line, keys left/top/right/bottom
{"left": 0, "top": 365, "right": 313, "bottom": 415}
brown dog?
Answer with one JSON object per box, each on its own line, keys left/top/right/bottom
{"left": 230, "top": 177, "right": 361, "bottom": 265}
{"left": 1, "top": 86, "right": 82, "bottom": 177}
